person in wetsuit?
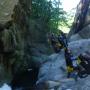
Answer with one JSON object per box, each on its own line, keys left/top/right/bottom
{"left": 78, "top": 52, "right": 90, "bottom": 77}
{"left": 47, "top": 33, "right": 62, "bottom": 53}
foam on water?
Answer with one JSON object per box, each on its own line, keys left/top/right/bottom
{"left": 0, "top": 83, "right": 11, "bottom": 90}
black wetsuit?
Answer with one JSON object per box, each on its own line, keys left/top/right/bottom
{"left": 79, "top": 54, "right": 90, "bottom": 74}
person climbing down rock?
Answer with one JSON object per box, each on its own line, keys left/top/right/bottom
{"left": 55, "top": 31, "right": 78, "bottom": 79}
{"left": 64, "top": 47, "right": 79, "bottom": 79}
{"left": 47, "top": 30, "right": 90, "bottom": 80}
{"left": 47, "top": 31, "right": 80, "bottom": 79}
{"left": 57, "top": 32, "right": 89, "bottom": 79}
{"left": 47, "top": 32, "right": 62, "bottom": 53}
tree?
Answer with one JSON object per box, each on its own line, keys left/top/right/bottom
{"left": 31, "top": 0, "right": 68, "bottom": 33}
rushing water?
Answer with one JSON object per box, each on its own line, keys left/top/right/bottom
{"left": 0, "top": 83, "right": 11, "bottom": 90}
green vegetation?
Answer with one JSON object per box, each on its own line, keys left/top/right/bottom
{"left": 31, "top": 0, "right": 73, "bottom": 34}
{"left": 59, "top": 9, "right": 75, "bottom": 33}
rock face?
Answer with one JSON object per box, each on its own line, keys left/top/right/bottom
{"left": 69, "top": 24, "right": 90, "bottom": 42}
{"left": 68, "top": 0, "right": 90, "bottom": 40}
{"left": 0, "top": 0, "right": 24, "bottom": 85}
{"left": 0, "top": 0, "right": 18, "bottom": 24}
{"left": 0, "top": 0, "right": 51, "bottom": 87}
{"left": 37, "top": 39, "right": 90, "bottom": 90}
{"left": 69, "top": 33, "right": 82, "bottom": 42}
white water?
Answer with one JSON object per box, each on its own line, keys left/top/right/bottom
{"left": 0, "top": 83, "right": 11, "bottom": 90}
